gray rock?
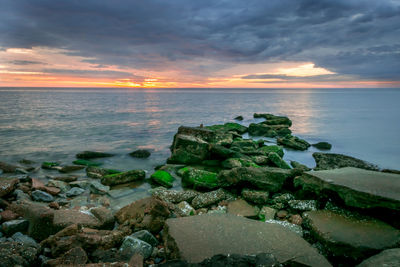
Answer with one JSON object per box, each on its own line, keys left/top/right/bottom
{"left": 164, "top": 214, "right": 331, "bottom": 266}
{"left": 130, "top": 149, "right": 151, "bottom": 158}
{"left": 150, "top": 187, "right": 199, "bottom": 204}
{"left": 313, "top": 152, "right": 378, "bottom": 171}
{"left": 130, "top": 230, "right": 158, "bottom": 247}
{"left": 175, "top": 201, "right": 195, "bottom": 217}
{"left": 288, "top": 200, "right": 318, "bottom": 211}
{"left": 14, "top": 189, "right": 31, "bottom": 201}
{"left": 241, "top": 188, "right": 269, "bottom": 204}
{"left": 207, "top": 205, "right": 227, "bottom": 214}
{"left": 312, "top": 142, "right": 332, "bottom": 150}
{"left": 265, "top": 219, "right": 303, "bottom": 236}
{"left": 11, "top": 232, "right": 39, "bottom": 248}
{"left": 120, "top": 236, "right": 153, "bottom": 259}
{"left": 304, "top": 210, "right": 400, "bottom": 260}
{"left": 47, "top": 180, "right": 70, "bottom": 193}
{"left": 295, "top": 167, "right": 400, "bottom": 210}
{"left": 218, "top": 167, "right": 292, "bottom": 192}
{"left": 66, "top": 187, "right": 85, "bottom": 197}
{"left": 258, "top": 206, "right": 277, "bottom": 221}
{"left": 290, "top": 160, "right": 311, "bottom": 171}
{"left": 31, "top": 190, "right": 54, "bottom": 202}
{"left": 227, "top": 199, "right": 259, "bottom": 218}
{"left": 357, "top": 248, "right": 400, "bottom": 267}
{"left": 2, "top": 219, "right": 29, "bottom": 236}
{"left": 191, "top": 188, "right": 228, "bottom": 209}
{"left": 89, "top": 180, "right": 110, "bottom": 195}
{"left": 69, "top": 180, "right": 92, "bottom": 189}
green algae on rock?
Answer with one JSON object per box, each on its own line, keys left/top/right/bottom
{"left": 258, "top": 145, "right": 284, "bottom": 157}
{"left": 73, "top": 159, "right": 102, "bottom": 167}
{"left": 277, "top": 135, "right": 310, "bottom": 151}
{"left": 312, "top": 152, "right": 378, "bottom": 171}
{"left": 267, "top": 152, "right": 291, "bottom": 169}
{"left": 76, "top": 151, "right": 114, "bottom": 159}
{"left": 180, "top": 167, "right": 220, "bottom": 190}
{"left": 312, "top": 141, "right": 332, "bottom": 150}
{"left": 41, "top": 162, "right": 60, "bottom": 170}
{"left": 248, "top": 123, "right": 277, "bottom": 137}
{"left": 151, "top": 170, "right": 174, "bottom": 188}
{"left": 205, "top": 122, "right": 248, "bottom": 134}
{"left": 101, "top": 169, "right": 145, "bottom": 186}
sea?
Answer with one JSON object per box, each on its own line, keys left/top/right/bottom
{"left": 1, "top": 87, "right": 399, "bottom": 173}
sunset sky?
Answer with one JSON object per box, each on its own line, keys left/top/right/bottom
{"left": 0, "top": 0, "right": 399, "bottom": 88}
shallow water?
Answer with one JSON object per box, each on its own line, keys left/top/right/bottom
{"left": 0, "top": 87, "right": 399, "bottom": 172}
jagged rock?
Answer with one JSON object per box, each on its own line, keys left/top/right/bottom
{"left": 0, "top": 241, "right": 39, "bottom": 266}
{"left": 0, "top": 178, "right": 18, "bottom": 197}
{"left": 227, "top": 199, "right": 259, "bottom": 218}
{"left": 304, "top": 210, "right": 400, "bottom": 260}
{"left": 101, "top": 170, "right": 145, "bottom": 186}
{"left": 180, "top": 167, "right": 220, "bottom": 190}
{"left": 241, "top": 188, "right": 269, "bottom": 204}
{"left": 191, "top": 188, "right": 229, "bottom": 209}
{"left": 312, "top": 152, "right": 379, "bottom": 171}
{"left": 268, "top": 152, "right": 291, "bottom": 169}
{"left": 312, "top": 142, "right": 332, "bottom": 150}
{"left": 130, "top": 230, "right": 158, "bottom": 247}
{"left": 294, "top": 167, "right": 400, "bottom": 210}
{"left": 120, "top": 236, "right": 153, "bottom": 260}
{"left": 151, "top": 170, "right": 174, "bottom": 188}
{"left": 46, "top": 247, "right": 88, "bottom": 266}
{"left": 32, "top": 190, "right": 54, "bottom": 202}
{"left": 115, "top": 197, "right": 170, "bottom": 234}
{"left": 258, "top": 206, "right": 276, "bottom": 221}
{"left": 2, "top": 219, "right": 29, "bottom": 236}
{"left": 277, "top": 135, "right": 310, "bottom": 151}
{"left": 76, "top": 151, "right": 114, "bottom": 159}
{"left": 164, "top": 214, "right": 331, "bottom": 266}
{"left": 357, "top": 248, "right": 400, "bottom": 267}
{"left": 130, "top": 149, "right": 151, "bottom": 158}
{"left": 218, "top": 167, "right": 292, "bottom": 192}
{"left": 175, "top": 201, "right": 195, "bottom": 217}
{"left": 150, "top": 187, "right": 199, "bottom": 204}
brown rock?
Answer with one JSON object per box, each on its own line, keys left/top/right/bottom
{"left": 0, "top": 162, "right": 20, "bottom": 173}
{"left": 90, "top": 206, "right": 115, "bottom": 229}
{"left": 32, "top": 178, "right": 61, "bottom": 195}
{"left": 47, "top": 247, "right": 88, "bottom": 266}
{"left": 0, "top": 178, "right": 18, "bottom": 197}
{"left": 0, "top": 209, "right": 19, "bottom": 222}
{"left": 227, "top": 199, "right": 259, "bottom": 218}
{"left": 129, "top": 253, "right": 144, "bottom": 267}
{"left": 49, "top": 202, "right": 60, "bottom": 210}
{"left": 115, "top": 197, "right": 170, "bottom": 234}
{"left": 289, "top": 214, "right": 303, "bottom": 225}
{"left": 276, "top": 210, "right": 288, "bottom": 219}
{"left": 53, "top": 175, "right": 79, "bottom": 182}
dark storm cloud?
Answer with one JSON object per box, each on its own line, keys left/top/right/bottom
{"left": 0, "top": 0, "right": 399, "bottom": 80}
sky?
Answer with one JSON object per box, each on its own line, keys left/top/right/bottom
{"left": 0, "top": 0, "right": 399, "bottom": 88}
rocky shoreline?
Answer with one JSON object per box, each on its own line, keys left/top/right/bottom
{"left": 0, "top": 113, "right": 399, "bottom": 266}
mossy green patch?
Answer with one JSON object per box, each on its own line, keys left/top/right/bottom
{"left": 268, "top": 152, "right": 291, "bottom": 169}
{"left": 206, "top": 122, "right": 247, "bottom": 134}
{"left": 151, "top": 170, "right": 174, "bottom": 188}
{"left": 73, "top": 159, "right": 102, "bottom": 167}
{"left": 181, "top": 167, "right": 220, "bottom": 190}
{"left": 259, "top": 145, "right": 284, "bottom": 157}
{"left": 41, "top": 162, "right": 60, "bottom": 169}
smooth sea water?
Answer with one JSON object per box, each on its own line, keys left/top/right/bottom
{"left": 1, "top": 87, "right": 400, "bottom": 173}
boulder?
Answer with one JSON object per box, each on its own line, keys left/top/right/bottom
{"left": 218, "top": 167, "right": 292, "bottom": 192}
{"left": 227, "top": 199, "right": 259, "bottom": 218}
{"left": 277, "top": 135, "right": 310, "bottom": 151}
{"left": 180, "top": 167, "right": 220, "bottom": 190}
{"left": 76, "top": 151, "right": 114, "bottom": 159}
{"left": 0, "top": 178, "right": 18, "bottom": 197}
{"left": 312, "top": 152, "right": 379, "bottom": 171}
{"left": 248, "top": 123, "right": 277, "bottom": 137}
{"left": 357, "top": 248, "right": 400, "bottom": 267}
{"left": 267, "top": 152, "right": 291, "bottom": 169}
{"left": 164, "top": 214, "right": 331, "bottom": 266}
{"left": 151, "top": 170, "right": 174, "bottom": 188}
{"left": 303, "top": 210, "right": 400, "bottom": 260}
{"left": 130, "top": 149, "right": 151, "bottom": 158}
{"left": 205, "top": 122, "right": 248, "bottom": 134}
{"left": 115, "top": 197, "right": 170, "bottom": 234}
{"left": 168, "top": 134, "right": 210, "bottom": 164}
{"left": 294, "top": 167, "right": 400, "bottom": 210}
{"left": 101, "top": 170, "right": 145, "bottom": 186}
{"left": 130, "top": 230, "right": 158, "bottom": 247}
{"left": 312, "top": 142, "right": 332, "bottom": 150}
{"left": 120, "top": 236, "right": 153, "bottom": 260}
{"left": 150, "top": 187, "right": 199, "bottom": 204}
{"left": 191, "top": 188, "right": 229, "bottom": 209}
{"left": 258, "top": 145, "right": 284, "bottom": 157}
{"left": 0, "top": 242, "right": 39, "bottom": 266}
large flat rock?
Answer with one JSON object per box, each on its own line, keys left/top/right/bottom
{"left": 164, "top": 213, "right": 331, "bottom": 266}
{"left": 357, "top": 248, "right": 400, "bottom": 267}
{"left": 304, "top": 210, "right": 400, "bottom": 260}
{"left": 295, "top": 167, "right": 400, "bottom": 210}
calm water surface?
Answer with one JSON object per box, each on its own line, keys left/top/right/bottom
{"left": 1, "top": 88, "right": 399, "bottom": 172}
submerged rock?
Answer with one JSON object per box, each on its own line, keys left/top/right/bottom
{"left": 101, "top": 169, "right": 145, "bottom": 186}
{"left": 164, "top": 214, "right": 331, "bottom": 266}
{"left": 295, "top": 167, "right": 400, "bottom": 210}
{"left": 76, "top": 151, "right": 114, "bottom": 159}
{"left": 312, "top": 142, "right": 332, "bottom": 150}
{"left": 59, "top": 165, "right": 85, "bottom": 173}
{"left": 151, "top": 170, "right": 174, "bottom": 188}
{"left": 277, "top": 135, "right": 310, "bottom": 151}
{"left": 312, "top": 152, "right": 379, "bottom": 171}
{"left": 72, "top": 159, "right": 102, "bottom": 166}
{"left": 130, "top": 149, "right": 151, "bottom": 158}
{"left": 218, "top": 167, "right": 292, "bottom": 192}
{"left": 234, "top": 115, "right": 244, "bottom": 121}
{"left": 0, "top": 161, "right": 21, "bottom": 173}
{"left": 303, "top": 210, "right": 400, "bottom": 260}
{"left": 32, "top": 190, "right": 54, "bottom": 202}
{"left": 41, "top": 162, "right": 60, "bottom": 170}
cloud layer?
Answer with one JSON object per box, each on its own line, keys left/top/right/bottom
{"left": 0, "top": 0, "right": 399, "bottom": 85}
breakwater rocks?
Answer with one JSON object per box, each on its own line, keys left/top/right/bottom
{"left": 1, "top": 113, "right": 399, "bottom": 266}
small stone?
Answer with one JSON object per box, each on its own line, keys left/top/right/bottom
{"left": 2, "top": 219, "right": 29, "bottom": 236}
{"left": 76, "top": 151, "right": 114, "bottom": 159}
{"left": 258, "top": 206, "right": 277, "bottom": 221}
{"left": 48, "top": 202, "right": 60, "bottom": 210}
{"left": 288, "top": 200, "right": 318, "bottom": 211}
{"left": 66, "top": 187, "right": 85, "bottom": 197}
{"left": 175, "top": 201, "right": 195, "bottom": 217}
{"left": 31, "top": 190, "right": 54, "bottom": 202}
{"left": 53, "top": 175, "right": 78, "bottom": 182}
{"left": 312, "top": 142, "right": 332, "bottom": 150}
{"left": 0, "top": 178, "right": 18, "bottom": 198}
{"left": 234, "top": 115, "right": 244, "bottom": 121}
{"left": 13, "top": 189, "right": 31, "bottom": 201}
{"left": 41, "top": 161, "right": 60, "bottom": 170}
{"left": 289, "top": 214, "right": 303, "bottom": 225}
{"left": 130, "top": 230, "right": 158, "bottom": 247}
{"left": 276, "top": 210, "right": 288, "bottom": 219}
{"left": 130, "top": 149, "right": 151, "bottom": 158}
{"left": 47, "top": 180, "right": 70, "bottom": 193}
{"left": 120, "top": 236, "right": 153, "bottom": 260}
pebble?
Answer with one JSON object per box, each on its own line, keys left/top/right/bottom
{"left": 31, "top": 190, "right": 54, "bottom": 202}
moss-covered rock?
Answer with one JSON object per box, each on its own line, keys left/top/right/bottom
{"left": 180, "top": 167, "right": 220, "bottom": 190}
{"left": 248, "top": 123, "right": 277, "bottom": 137}
{"left": 151, "top": 170, "right": 174, "bottom": 188}
{"left": 222, "top": 158, "right": 260, "bottom": 169}
{"left": 234, "top": 115, "right": 244, "bottom": 121}
{"left": 72, "top": 159, "right": 102, "bottom": 167}
{"left": 41, "top": 162, "right": 60, "bottom": 170}
{"left": 129, "top": 149, "right": 151, "bottom": 158}
{"left": 268, "top": 152, "right": 291, "bottom": 169}
{"left": 312, "top": 142, "right": 332, "bottom": 150}
{"left": 101, "top": 170, "right": 145, "bottom": 186}
{"left": 290, "top": 161, "right": 311, "bottom": 171}
{"left": 76, "top": 151, "right": 114, "bottom": 159}
{"left": 253, "top": 113, "right": 292, "bottom": 127}
{"left": 258, "top": 145, "right": 284, "bottom": 157}
{"left": 201, "top": 160, "right": 221, "bottom": 167}
{"left": 312, "top": 152, "right": 378, "bottom": 171}
{"left": 168, "top": 134, "right": 210, "bottom": 164}
{"left": 86, "top": 166, "right": 121, "bottom": 179}
{"left": 277, "top": 135, "right": 310, "bottom": 151}
{"left": 205, "top": 122, "right": 248, "bottom": 134}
